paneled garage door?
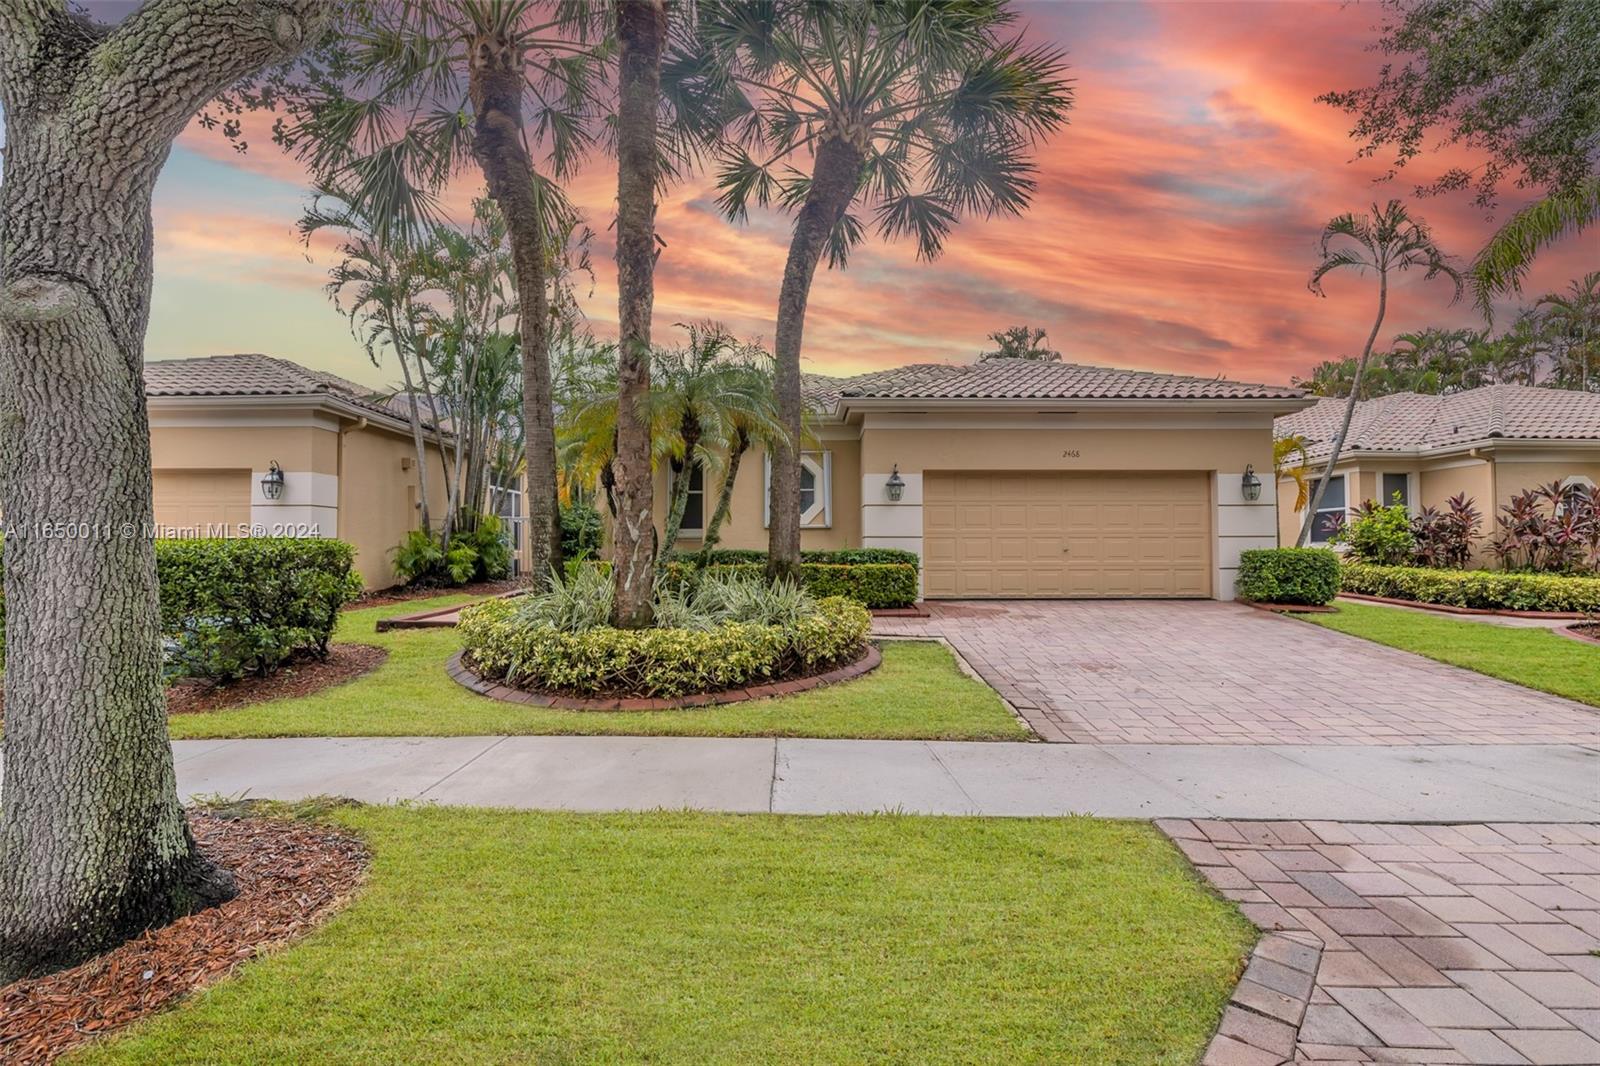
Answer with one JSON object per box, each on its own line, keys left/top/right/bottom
{"left": 153, "top": 469, "right": 252, "bottom": 536}
{"left": 923, "top": 471, "right": 1210, "bottom": 598}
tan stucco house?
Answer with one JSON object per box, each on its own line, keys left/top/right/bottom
{"left": 661, "top": 358, "right": 1317, "bottom": 600}
{"left": 1274, "top": 385, "right": 1600, "bottom": 551}
{"left": 146, "top": 354, "right": 451, "bottom": 589}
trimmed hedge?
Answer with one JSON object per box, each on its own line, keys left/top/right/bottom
{"left": 1235, "top": 548, "right": 1341, "bottom": 605}
{"left": 460, "top": 594, "right": 872, "bottom": 697}
{"left": 1341, "top": 562, "right": 1600, "bottom": 613}
{"left": 666, "top": 547, "right": 921, "bottom": 573}
{"left": 0, "top": 538, "right": 362, "bottom": 679}
{"left": 663, "top": 561, "right": 918, "bottom": 609}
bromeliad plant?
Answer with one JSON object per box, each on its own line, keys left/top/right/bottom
{"left": 1490, "top": 481, "right": 1600, "bottom": 574}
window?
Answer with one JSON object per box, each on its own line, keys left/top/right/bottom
{"left": 1381, "top": 473, "right": 1409, "bottom": 510}
{"left": 678, "top": 463, "right": 705, "bottom": 535}
{"left": 1310, "top": 475, "right": 1346, "bottom": 544}
{"left": 764, "top": 450, "right": 832, "bottom": 528}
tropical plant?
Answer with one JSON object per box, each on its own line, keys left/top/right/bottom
{"left": 1334, "top": 498, "right": 1417, "bottom": 566}
{"left": 678, "top": 0, "right": 1073, "bottom": 582}
{"left": 1489, "top": 481, "right": 1600, "bottom": 574}
{"left": 1410, "top": 492, "right": 1482, "bottom": 569}
{"left": 1539, "top": 272, "right": 1600, "bottom": 392}
{"left": 1297, "top": 201, "right": 1464, "bottom": 547}
{"left": 1273, "top": 434, "right": 1312, "bottom": 513}
{"left": 0, "top": 0, "right": 329, "bottom": 983}
{"left": 978, "top": 325, "right": 1062, "bottom": 362}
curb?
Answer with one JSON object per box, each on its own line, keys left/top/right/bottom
{"left": 445, "top": 643, "right": 882, "bottom": 711}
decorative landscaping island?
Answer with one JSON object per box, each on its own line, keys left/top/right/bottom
{"left": 454, "top": 570, "right": 877, "bottom": 708}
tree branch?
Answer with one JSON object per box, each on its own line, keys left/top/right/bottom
{"left": 0, "top": 0, "right": 70, "bottom": 107}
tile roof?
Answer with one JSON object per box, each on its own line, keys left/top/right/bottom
{"left": 802, "top": 357, "right": 1303, "bottom": 411}
{"left": 1276, "top": 384, "right": 1600, "bottom": 461}
{"left": 144, "top": 354, "right": 435, "bottom": 429}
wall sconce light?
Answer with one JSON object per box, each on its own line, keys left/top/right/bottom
{"left": 1241, "top": 464, "right": 1262, "bottom": 502}
{"left": 260, "top": 461, "right": 286, "bottom": 501}
{"left": 885, "top": 465, "right": 906, "bottom": 502}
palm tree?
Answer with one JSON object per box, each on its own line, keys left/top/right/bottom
{"left": 1274, "top": 434, "right": 1313, "bottom": 515}
{"left": 281, "top": 1, "right": 605, "bottom": 589}
{"left": 1538, "top": 272, "right": 1600, "bottom": 392}
{"left": 979, "top": 325, "right": 1061, "bottom": 362}
{"left": 679, "top": 0, "right": 1073, "bottom": 582}
{"left": 1297, "top": 200, "right": 1463, "bottom": 547}
{"left": 1470, "top": 177, "right": 1600, "bottom": 317}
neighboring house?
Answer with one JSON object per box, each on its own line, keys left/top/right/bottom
{"left": 1274, "top": 385, "right": 1600, "bottom": 551}
{"left": 658, "top": 358, "right": 1316, "bottom": 601}
{"left": 145, "top": 354, "right": 454, "bottom": 589}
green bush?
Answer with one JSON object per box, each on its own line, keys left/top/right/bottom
{"left": 1234, "top": 548, "right": 1341, "bottom": 605}
{"left": 0, "top": 538, "right": 361, "bottom": 679}
{"left": 393, "top": 512, "right": 510, "bottom": 587}
{"left": 1335, "top": 499, "right": 1416, "bottom": 566}
{"left": 665, "top": 547, "right": 920, "bottom": 573}
{"left": 1341, "top": 562, "right": 1600, "bottom": 613}
{"left": 460, "top": 594, "right": 871, "bottom": 698}
{"left": 450, "top": 514, "right": 512, "bottom": 582}
{"left": 662, "top": 561, "right": 917, "bottom": 609}
{"left": 157, "top": 538, "right": 364, "bottom": 680}
{"left": 560, "top": 501, "right": 604, "bottom": 559}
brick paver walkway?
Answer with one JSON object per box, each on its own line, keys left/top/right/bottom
{"left": 1162, "top": 820, "right": 1600, "bottom": 1064}
{"left": 873, "top": 602, "right": 1600, "bottom": 745}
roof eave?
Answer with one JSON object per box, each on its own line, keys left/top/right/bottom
{"left": 837, "top": 394, "right": 1318, "bottom": 419}
{"left": 147, "top": 392, "right": 453, "bottom": 441}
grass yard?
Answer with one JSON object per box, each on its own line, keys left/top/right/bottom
{"left": 74, "top": 807, "right": 1252, "bottom": 1065}
{"left": 1304, "top": 601, "right": 1600, "bottom": 708}
{"left": 167, "top": 597, "right": 1029, "bottom": 741}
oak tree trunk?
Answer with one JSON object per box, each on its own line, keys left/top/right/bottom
{"left": 610, "top": 0, "right": 667, "bottom": 628}
{"left": 469, "top": 33, "right": 561, "bottom": 587}
{"left": 768, "top": 133, "right": 864, "bottom": 584}
{"left": 0, "top": 0, "right": 329, "bottom": 981}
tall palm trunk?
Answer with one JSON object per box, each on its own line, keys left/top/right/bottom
{"left": 1297, "top": 274, "right": 1389, "bottom": 546}
{"left": 768, "top": 131, "right": 865, "bottom": 584}
{"left": 469, "top": 33, "right": 561, "bottom": 587}
{"left": 383, "top": 307, "right": 433, "bottom": 534}
{"left": 660, "top": 419, "right": 702, "bottom": 554}
{"left": 610, "top": 0, "right": 667, "bottom": 628}
{"left": 0, "top": 0, "right": 326, "bottom": 981}
{"left": 696, "top": 430, "right": 749, "bottom": 567}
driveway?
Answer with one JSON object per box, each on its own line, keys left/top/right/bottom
{"left": 873, "top": 601, "right": 1600, "bottom": 746}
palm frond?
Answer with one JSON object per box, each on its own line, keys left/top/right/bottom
{"left": 1470, "top": 176, "right": 1600, "bottom": 318}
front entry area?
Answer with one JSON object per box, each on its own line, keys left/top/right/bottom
{"left": 921, "top": 471, "right": 1210, "bottom": 598}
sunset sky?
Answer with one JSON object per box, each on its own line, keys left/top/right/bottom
{"left": 129, "top": 0, "right": 1595, "bottom": 392}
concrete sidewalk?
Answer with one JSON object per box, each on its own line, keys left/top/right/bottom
{"left": 170, "top": 736, "right": 1600, "bottom": 822}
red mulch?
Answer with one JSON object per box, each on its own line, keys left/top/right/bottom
{"left": 165, "top": 644, "right": 387, "bottom": 715}
{"left": 0, "top": 811, "right": 369, "bottom": 1065}
{"left": 350, "top": 577, "right": 526, "bottom": 609}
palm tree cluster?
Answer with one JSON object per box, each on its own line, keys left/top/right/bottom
{"left": 978, "top": 325, "right": 1062, "bottom": 362}
{"left": 1296, "top": 271, "right": 1600, "bottom": 399}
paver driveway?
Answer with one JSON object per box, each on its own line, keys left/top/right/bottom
{"left": 873, "top": 601, "right": 1600, "bottom": 746}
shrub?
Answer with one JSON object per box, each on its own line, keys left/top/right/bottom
{"left": 460, "top": 593, "right": 871, "bottom": 697}
{"left": 1234, "top": 548, "right": 1341, "bottom": 605}
{"left": 665, "top": 547, "right": 920, "bottom": 573}
{"left": 450, "top": 514, "right": 512, "bottom": 582}
{"left": 560, "top": 500, "right": 604, "bottom": 559}
{"left": 392, "top": 512, "right": 510, "bottom": 587}
{"left": 661, "top": 561, "right": 917, "bottom": 609}
{"left": 156, "top": 538, "right": 364, "bottom": 680}
{"left": 1490, "top": 481, "right": 1599, "bottom": 574}
{"left": 1411, "top": 493, "right": 1481, "bottom": 568}
{"left": 515, "top": 562, "right": 614, "bottom": 632}
{"left": 1341, "top": 562, "right": 1600, "bottom": 613}
{"left": 1335, "top": 499, "right": 1416, "bottom": 565}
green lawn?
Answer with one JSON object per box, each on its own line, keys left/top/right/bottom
{"left": 1304, "top": 600, "right": 1600, "bottom": 707}
{"left": 167, "top": 597, "right": 1029, "bottom": 741}
{"left": 74, "top": 807, "right": 1252, "bottom": 1065}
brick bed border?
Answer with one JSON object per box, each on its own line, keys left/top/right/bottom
{"left": 446, "top": 643, "right": 882, "bottom": 711}
{"left": 1557, "top": 621, "right": 1600, "bottom": 647}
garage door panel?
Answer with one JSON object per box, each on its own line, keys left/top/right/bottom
{"left": 153, "top": 470, "right": 251, "bottom": 535}
{"left": 924, "top": 471, "right": 1210, "bottom": 598}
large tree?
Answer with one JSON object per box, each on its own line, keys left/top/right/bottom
{"left": 1320, "top": 0, "right": 1599, "bottom": 313}
{"left": 978, "top": 325, "right": 1062, "bottom": 362}
{"left": 679, "top": 0, "right": 1072, "bottom": 583}
{"left": 0, "top": 0, "right": 330, "bottom": 981}
{"left": 1297, "top": 201, "right": 1463, "bottom": 547}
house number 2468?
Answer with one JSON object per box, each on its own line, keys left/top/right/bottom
{"left": 1061, "top": 449, "right": 1081, "bottom": 459}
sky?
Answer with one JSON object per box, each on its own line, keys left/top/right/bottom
{"left": 111, "top": 0, "right": 1597, "bottom": 391}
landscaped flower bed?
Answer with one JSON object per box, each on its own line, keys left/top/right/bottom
{"left": 1341, "top": 562, "right": 1600, "bottom": 613}
{"left": 458, "top": 570, "right": 873, "bottom": 700}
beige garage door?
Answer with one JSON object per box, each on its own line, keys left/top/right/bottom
{"left": 153, "top": 469, "right": 252, "bottom": 536}
{"left": 924, "top": 471, "right": 1210, "bottom": 598}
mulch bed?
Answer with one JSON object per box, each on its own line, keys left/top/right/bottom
{"left": 350, "top": 577, "right": 526, "bottom": 609}
{"left": 0, "top": 811, "right": 369, "bottom": 1065}
{"left": 1559, "top": 622, "right": 1600, "bottom": 647}
{"left": 166, "top": 644, "right": 387, "bottom": 715}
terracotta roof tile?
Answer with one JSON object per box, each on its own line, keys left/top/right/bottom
{"left": 144, "top": 354, "right": 439, "bottom": 429}
{"left": 1276, "top": 385, "right": 1600, "bottom": 460}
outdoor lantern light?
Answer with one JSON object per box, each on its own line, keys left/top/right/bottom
{"left": 1241, "top": 464, "right": 1262, "bottom": 502}
{"left": 885, "top": 465, "right": 906, "bottom": 502}
{"left": 260, "top": 461, "right": 286, "bottom": 501}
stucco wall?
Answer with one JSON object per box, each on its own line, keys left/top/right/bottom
{"left": 338, "top": 422, "right": 449, "bottom": 588}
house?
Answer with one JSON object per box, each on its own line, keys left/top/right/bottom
{"left": 1273, "top": 385, "right": 1600, "bottom": 550}
{"left": 659, "top": 358, "right": 1318, "bottom": 600}
{"left": 145, "top": 354, "right": 453, "bottom": 589}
